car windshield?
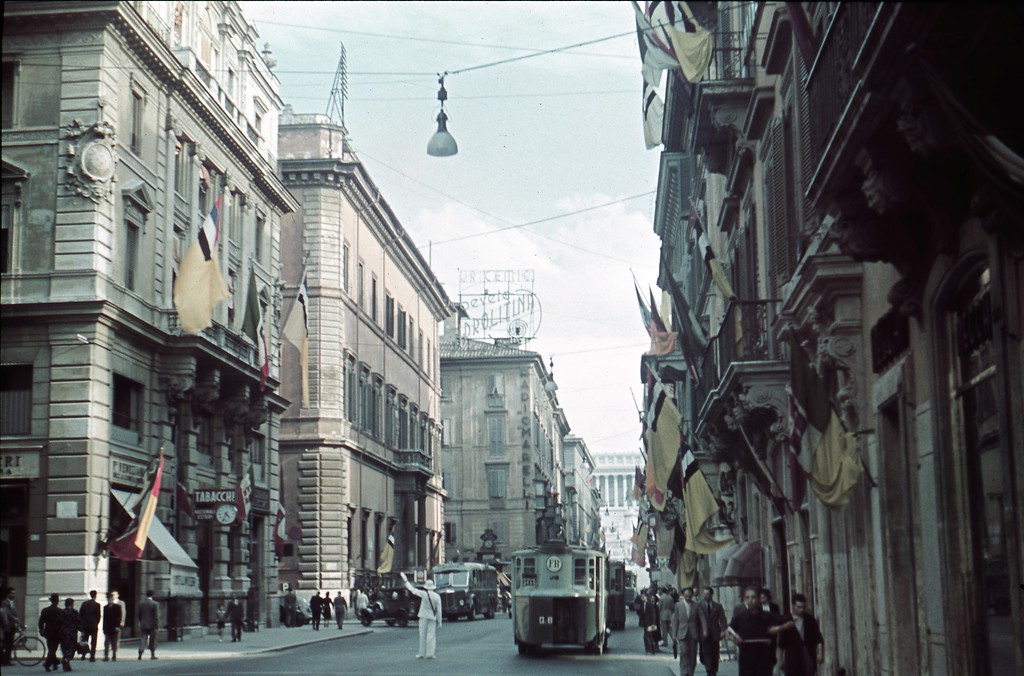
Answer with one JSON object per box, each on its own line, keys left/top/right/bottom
{"left": 433, "top": 571, "right": 470, "bottom": 588}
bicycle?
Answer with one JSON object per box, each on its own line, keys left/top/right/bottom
{"left": 11, "top": 624, "right": 46, "bottom": 667}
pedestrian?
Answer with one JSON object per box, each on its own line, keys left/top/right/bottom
{"left": 39, "top": 593, "right": 62, "bottom": 672}
{"left": 777, "top": 593, "right": 824, "bottom": 676}
{"left": 760, "top": 588, "right": 781, "bottom": 615}
{"left": 136, "top": 589, "right": 159, "bottom": 660}
{"left": 633, "top": 590, "right": 645, "bottom": 628}
{"left": 333, "top": 592, "right": 346, "bottom": 629}
{"left": 697, "top": 587, "right": 728, "bottom": 676}
{"left": 726, "top": 586, "right": 788, "bottom": 676}
{"left": 659, "top": 587, "right": 676, "bottom": 652}
{"left": 228, "top": 596, "right": 245, "bottom": 642}
{"left": 101, "top": 592, "right": 123, "bottom": 661}
{"left": 78, "top": 590, "right": 101, "bottom": 662}
{"left": 641, "top": 591, "right": 660, "bottom": 654}
{"left": 400, "top": 572, "right": 442, "bottom": 659}
{"left": 309, "top": 592, "right": 322, "bottom": 630}
{"left": 283, "top": 589, "right": 297, "bottom": 627}
{"left": 671, "top": 587, "right": 705, "bottom": 676}
{"left": 355, "top": 588, "right": 368, "bottom": 624}
{"left": 0, "top": 586, "right": 19, "bottom": 666}
{"left": 322, "top": 591, "right": 332, "bottom": 626}
{"left": 58, "top": 598, "right": 83, "bottom": 671}
{"left": 215, "top": 603, "right": 227, "bottom": 641}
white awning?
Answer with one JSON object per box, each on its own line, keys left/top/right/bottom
{"left": 111, "top": 489, "right": 199, "bottom": 570}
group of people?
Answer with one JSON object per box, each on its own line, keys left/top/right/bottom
{"left": 33, "top": 589, "right": 136, "bottom": 672}
{"left": 213, "top": 596, "right": 247, "bottom": 642}
{"left": 283, "top": 589, "right": 347, "bottom": 630}
{"left": 635, "top": 585, "right": 824, "bottom": 676}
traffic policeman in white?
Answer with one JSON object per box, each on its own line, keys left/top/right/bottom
{"left": 401, "top": 572, "right": 442, "bottom": 659}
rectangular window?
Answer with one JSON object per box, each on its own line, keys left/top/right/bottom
{"left": 174, "top": 140, "right": 192, "bottom": 195}
{"left": 1, "top": 61, "right": 15, "bottom": 128}
{"left": 0, "top": 365, "right": 32, "bottom": 435}
{"left": 112, "top": 374, "right": 142, "bottom": 434}
{"left": 398, "top": 398, "right": 409, "bottom": 448}
{"left": 249, "top": 436, "right": 265, "bottom": 481}
{"left": 345, "top": 356, "right": 358, "bottom": 423}
{"left": 372, "top": 377, "right": 383, "bottom": 438}
{"left": 488, "top": 417, "right": 505, "bottom": 457}
{"left": 254, "top": 212, "right": 265, "bottom": 264}
{"left": 385, "top": 388, "right": 397, "bottom": 446}
{"left": 487, "top": 468, "right": 507, "bottom": 499}
{"left": 359, "top": 367, "right": 370, "bottom": 431}
{"left": 486, "top": 373, "right": 505, "bottom": 396}
{"left": 357, "top": 263, "right": 364, "bottom": 310}
{"left": 130, "top": 89, "right": 144, "bottom": 155}
{"left": 2, "top": 199, "right": 13, "bottom": 274}
{"left": 444, "top": 521, "right": 456, "bottom": 544}
{"left": 385, "top": 294, "right": 395, "bottom": 337}
{"left": 342, "top": 243, "right": 350, "bottom": 293}
{"left": 408, "top": 319, "right": 415, "bottom": 355}
{"left": 125, "top": 218, "right": 140, "bottom": 291}
{"left": 371, "top": 276, "right": 378, "bottom": 323}
{"left": 418, "top": 330, "right": 424, "bottom": 367}
{"left": 442, "top": 417, "right": 452, "bottom": 446}
{"left": 440, "top": 374, "right": 452, "bottom": 399}
{"left": 397, "top": 308, "right": 407, "bottom": 348}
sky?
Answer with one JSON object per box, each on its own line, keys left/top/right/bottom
{"left": 241, "top": 1, "right": 664, "bottom": 461}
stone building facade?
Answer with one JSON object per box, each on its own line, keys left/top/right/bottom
{"left": 276, "top": 113, "right": 450, "bottom": 594}
{"left": 560, "top": 434, "right": 601, "bottom": 550}
{"left": 439, "top": 315, "right": 572, "bottom": 563}
{"left": 647, "top": 3, "right": 1022, "bottom": 675}
{"left": 1, "top": 1, "right": 294, "bottom": 634}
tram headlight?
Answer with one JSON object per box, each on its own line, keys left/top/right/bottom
{"left": 458, "top": 599, "right": 465, "bottom": 606}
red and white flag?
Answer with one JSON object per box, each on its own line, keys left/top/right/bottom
{"left": 108, "top": 451, "right": 164, "bottom": 560}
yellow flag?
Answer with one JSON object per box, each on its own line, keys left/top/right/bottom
{"left": 809, "top": 409, "right": 864, "bottom": 511}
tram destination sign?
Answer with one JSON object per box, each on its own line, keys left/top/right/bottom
{"left": 458, "top": 268, "right": 540, "bottom": 342}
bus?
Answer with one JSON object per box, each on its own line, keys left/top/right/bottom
{"left": 510, "top": 543, "right": 608, "bottom": 655}
{"left": 430, "top": 561, "right": 499, "bottom": 620}
{"left": 607, "top": 559, "right": 636, "bottom": 630}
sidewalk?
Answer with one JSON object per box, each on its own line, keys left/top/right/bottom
{"left": 662, "top": 648, "right": 739, "bottom": 676}
{"left": 123, "top": 623, "right": 372, "bottom": 660}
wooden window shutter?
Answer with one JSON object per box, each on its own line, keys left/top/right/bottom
{"left": 764, "top": 117, "right": 789, "bottom": 292}
{"left": 795, "top": 56, "right": 818, "bottom": 236}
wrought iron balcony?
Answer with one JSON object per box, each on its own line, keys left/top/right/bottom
{"left": 395, "top": 448, "right": 434, "bottom": 477}
{"left": 699, "top": 300, "right": 782, "bottom": 394}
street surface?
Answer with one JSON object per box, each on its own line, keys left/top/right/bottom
{"left": 6, "top": 615, "right": 739, "bottom": 675}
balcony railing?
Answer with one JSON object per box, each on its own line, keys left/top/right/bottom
{"left": 167, "top": 313, "right": 257, "bottom": 366}
{"left": 395, "top": 448, "right": 434, "bottom": 475}
{"left": 699, "top": 300, "right": 781, "bottom": 393}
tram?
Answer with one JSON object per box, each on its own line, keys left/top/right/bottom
{"left": 510, "top": 543, "right": 609, "bottom": 655}
{"left": 430, "top": 561, "right": 499, "bottom": 620}
{"left": 607, "top": 559, "right": 637, "bottom": 630}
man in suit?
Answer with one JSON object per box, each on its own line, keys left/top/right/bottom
{"left": 658, "top": 587, "right": 676, "bottom": 651}
{"left": 309, "top": 592, "right": 322, "bottom": 631}
{"left": 136, "top": 590, "right": 158, "bottom": 660}
{"left": 640, "top": 591, "right": 659, "bottom": 654}
{"left": 101, "top": 592, "right": 123, "bottom": 661}
{"left": 38, "top": 593, "right": 62, "bottom": 673}
{"left": 0, "top": 586, "right": 20, "bottom": 666}
{"left": 697, "top": 587, "right": 728, "bottom": 676}
{"left": 760, "top": 588, "right": 781, "bottom": 614}
{"left": 727, "top": 586, "right": 788, "bottom": 676}
{"left": 671, "top": 587, "right": 706, "bottom": 676}
{"left": 78, "top": 590, "right": 101, "bottom": 662}
{"left": 228, "top": 596, "right": 245, "bottom": 642}
{"left": 401, "top": 572, "right": 442, "bottom": 659}
{"left": 776, "top": 593, "right": 824, "bottom": 676}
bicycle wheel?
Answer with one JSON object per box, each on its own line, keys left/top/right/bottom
{"left": 14, "top": 635, "right": 46, "bottom": 667}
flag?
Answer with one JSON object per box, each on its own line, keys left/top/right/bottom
{"left": 377, "top": 527, "right": 396, "bottom": 574}
{"left": 108, "top": 451, "right": 165, "bottom": 561}
{"left": 644, "top": 366, "right": 681, "bottom": 511}
{"left": 632, "top": 1, "right": 713, "bottom": 85}
{"left": 242, "top": 268, "right": 270, "bottom": 391}
{"left": 691, "top": 202, "right": 736, "bottom": 299}
{"left": 642, "top": 77, "right": 664, "bottom": 149}
{"left": 176, "top": 480, "right": 194, "bottom": 519}
{"left": 631, "top": 521, "right": 648, "bottom": 567}
{"left": 681, "top": 448, "right": 732, "bottom": 553}
{"left": 648, "top": 289, "right": 678, "bottom": 356}
{"left": 789, "top": 339, "right": 864, "bottom": 511}
{"left": 633, "top": 466, "right": 645, "bottom": 500}
{"left": 633, "top": 275, "right": 653, "bottom": 334}
{"left": 677, "top": 549, "right": 698, "bottom": 589}
{"left": 273, "top": 504, "right": 287, "bottom": 557}
{"left": 235, "top": 469, "right": 252, "bottom": 524}
{"left": 173, "top": 197, "right": 230, "bottom": 333}
{"left": 282, "top": 269, "right": 310, "bottom": 406}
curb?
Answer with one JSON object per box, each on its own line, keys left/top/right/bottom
{"left": 134, "top": 629, "right": 374, "bottom": 660}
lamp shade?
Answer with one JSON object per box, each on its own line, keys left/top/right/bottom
{"left": 427, "top": 110, "right": 458, "bottom": 157}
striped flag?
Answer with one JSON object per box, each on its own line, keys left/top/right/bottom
{"left": 108, "top": 451, "right": 165, "bottom": 561}
{"left": 632, "top": 1, "right": 713, "bottom": 86}
{"left": 691, "top": 202, "right": 736, "bottom": 299}
{"left": 273, "top": 504, "right": 287, "bottom": 557}
{"left": 282, "top": 269, "right": 310, "bottom": 406}
{"left": 644, "top": 366, "right": 681, "bottom": 511}
{"left": 633, "top": 466, "right": 645, "bottom": 500}
{"left": 173, "top": 197, "right": 230, "bottom": 333}
{"left": 681, "top": 446, "right": 732, "bottom": 553}
{"left": 630, "top": 521, "right": 648, "bottom": 567}
{"left": 235, "top": 468, "right": 252, "bottom": 524}
{"left": 242, "top": 268, "right": 270, "bottom": 391}
{"left": 633, "top": 274, "right": 653, "bottom": 334}
{"left": 648, "top": 289, "right": 677, "bottom": 356}
{"left": 642, "top": 77, "right": 665, "bottom": 149}
{"left": 377, "top": 527, "right": 396, "bottom": 574}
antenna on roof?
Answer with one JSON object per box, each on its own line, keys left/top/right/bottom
{"left": 326, "top": 42, "right": 348, "bottom": 129}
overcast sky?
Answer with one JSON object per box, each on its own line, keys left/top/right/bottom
{"left": 242, "top": 1, "right": 664, "bottom": 462}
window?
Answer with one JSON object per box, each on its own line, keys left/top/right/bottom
{"left": 359, "top": 367, "right": 370, "bottom": 431}
{"left": 440, "top": 375, "right": 452, "bottom": 400}
{"left": 342, "top": 243, "right": 350, "bottom": 293}
{"left": 228, "top": 193, "right": 244, "bottom": 246}
{"left": 397, "top": 307, "right": 407, "bottom": 348}
{"left": 487, "top": 467, "right": 507, "bottom": 499}
{"left": 385, "top": 294, "right": 395, "bottom": 337}
{"left": 249, "top": 436, "right": 265, "bottom": 481}
{"left": 125, "top": 217, "right": 140, "bottom": 291}
{"left": 491, "top": 521, "right": 507, "bottom": 545}
{"left": 2, "top": 61, "right": 15, "bottom": 128}
{"left": 0, "top": 365, "right": 32, "bottom": 435}
{"left": 408, "top": 319, "right": 415, "bottom": 355}
{"left": 174, "top": 139, "right": 192, "bottom": 196}
{"left": 345, "top": 355, "right": 357, "bottom": 423}
{"left": 487, "top": 373, "right": 505, "bottom": 396}
{"left": 444, "top": 521, "right": 456, "bottom": 544}
{"left": 357, "top": 263, "right": 364, "bottom": 310}
{"left": 112, "top": 374, "right": 142, "bottom": 434}
{"left": 418, "top": 330, "right": 424, "bottom": 366}
{"left": 254, "top": 212, "right": 265, "bottom": 264}
{"left": 385, "top": 388, "right": 397, "bottom": 446}
{"left": 130, "top": 88, "right": 145, "bottom": 155}
{"left": 398, "top": 398, "right": 408, "bottom": 448}
{"left": 488, "top": 417, "right": 505, "bottom": 457}
{"left": 442, "top": 417, "right": 452, "bottom": 446}
{"left": 371, "top": 276, "right": 378, "bottom": 323}
{"left": 1, "top": 198, "right": 13, "bottom": 274}
{"left": 372, "top": 377, "right": 383, "bottom": 438}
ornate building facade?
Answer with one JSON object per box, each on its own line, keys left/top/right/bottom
{"left": 1, "top": 0, "right": 293, "bottom": 634}
{"left": 647, "top": 3, "right": 1022, "bottom": 675}
{"left": 276, "top": 112, "right": 450, "bottom": 593}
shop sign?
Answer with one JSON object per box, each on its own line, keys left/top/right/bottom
{"left": 1, "top": 449, "right": 41, "bottom": 479}
{"left": 251, "top": 487, "right": 270, "bottom": 514}
{"left": 193, "top": 488, "right": 236, "bottom": 522}
{"left": 110, "top": 458, "right": 146, "bottom": 487}
{"left": 169, "top": 566, "right": 201, "bottom": 596}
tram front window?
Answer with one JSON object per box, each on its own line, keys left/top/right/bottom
{"left": 434, "top": 572, "right": 469, "bottom": 589}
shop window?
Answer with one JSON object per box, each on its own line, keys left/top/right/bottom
{"left": 0, "top": 365, "right": 32, "bottom": 435}
{"left": 112, "top": 374, "right": 142, "bottom": 435}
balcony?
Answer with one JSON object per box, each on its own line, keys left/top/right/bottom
{"left": 395, "top": 448, "right": 434, "bottom": 478}
{"left": 695, "top": 300, "right": 788, "bottom": 464}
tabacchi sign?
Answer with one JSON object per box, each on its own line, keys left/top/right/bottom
{"left": 458, "top": 269, "right": 540, "bottom": 341}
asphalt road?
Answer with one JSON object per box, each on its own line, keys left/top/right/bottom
{"left": 24, "top": 616, "right": 685, "bottom": 675}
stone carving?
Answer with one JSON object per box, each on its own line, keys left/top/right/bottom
{"left": 63, "top": 119, "right": 118, "bottom": 203}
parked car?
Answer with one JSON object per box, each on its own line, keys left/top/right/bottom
{"left": 279, "top": 594, "right": 314, "bottom": 627}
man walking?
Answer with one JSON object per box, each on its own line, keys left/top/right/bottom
{"left": 641, "top": 591, "right": 659, "bottom": 654}
{"left": 228, "top": 595, "right": 245, "bottom": 642}
{"left": 777, "top": 593, "right": 824, "bottom": 676}
{"left": 355, "top": 588, "right": 369, "bottom": 624}
{"left": 78, "top": 590, "right": 101, "bottom": 662}
{"left": 322, "top": 592, "right": 332, "bottom": 626}
{"left": 0, "top": 586, "right": 19, "bottom": 666}
{"left": 101, "top": 592, "right": 123, "bottom": 661}
{"left": 58, "top": 598, "right": 82, "bottom": 671}
{"left": 727, "top": 586, "right": 787, "bottom": 676}
{"left": 283, "top": 589, "right": 297, "bottom": 628}
{"left": 136, "top": 590, "right": 159, "bottom": 660}
{"left": 658, "top": 587, "right": 676, "bottom": 652}
{"left": 698, "top": 587, "right": 728, "bottom": 676}
{"left": 309, "top": 592, "right": 322, "bottom": 630}
{"left": 333, "top": 592, "right": 346, "bottom": 629}
{"left": 401, "top": 572, "right": 441, "bottom": 659}
{"left": 671, "top": 587, "right": 705, "bottom": 676}
{"left": 39, "top": 593, "right": 62, "bottom": 672}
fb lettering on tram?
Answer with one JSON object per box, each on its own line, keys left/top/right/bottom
{"left": 510, "top": 543, "right": 609, "bottom": 655}
{"left": 430, "top": 561, "right": 498, "bottom": 620}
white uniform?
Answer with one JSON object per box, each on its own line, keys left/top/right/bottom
{"left": 405, "top": 580, "right": 442, "bottom": 659}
